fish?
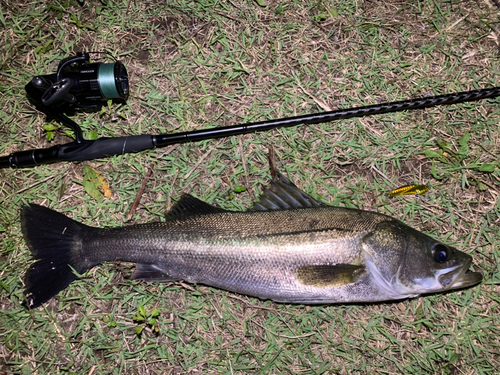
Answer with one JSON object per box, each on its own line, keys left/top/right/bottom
{"left": 21, "top": 173, "right": 482, "bottom": 308}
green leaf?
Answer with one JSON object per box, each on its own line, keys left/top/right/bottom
{"left": 41, "top": 40, "right": 53, "bottom": 53}
{"left": 234, "top": 185, "right": 246, "bottom": 193}
{"left": 43, "top": 123, "right": 57, "bottom": 140}
{"left": 88, "top": 130, "right": 98, "bottom": 140}
{"left": 133, "top": 312, "right": 145, "bottom": 322}
{"left": 458, "top": 132, "right": 470, "bottom": 155}
{"left": 254, "top": 0, "right": 268, "bottom": 7}
{"left": 328, "top": 7, "right": 338, "bottom": 18}
{"left": 150, "top": 308, "right": 161, "bottom": 318}
{"left": 423, "top": 320, "right": 434, "bottom": 329}
{"left": 63, "top": 130, "right": 75, "bottom": 139}
{"left": 477, "top": 182, "right": 488, "bottom": 191}
{"left": 313, "top": 13, "right": 328, "bottom": 22}
{"left": 415, "top": 303, "right": 424, "bottom": 320}
{"left": 69, "top": 14, "right": 83, "bottom": 28}
{"left": 430, "top": 163, "right": 443, "bottom": 180}
{"left": 138, "top": 305, "right": 147, "bottom": 317}
{"left": 425, "top": 149, "right": 445, "bottom": 162}
{"left": 133, "top": 325, "right": 143, "bottom": 335}
{"left": 436, "top": 139, "right": 451, "bottom": 152}
{"left": 43, "top": 124, "right": 57, "bottom": 132}
{"left": 82, "top": 165, "right": 104, "bottom": 201}
{"left": 477, "top": 163, "right": 496, "bottom": 173}
{"left": 437, "top": 139, "right": 456, "bottom": 155}
{"left": 275, "top": 4, "right": 286, "bottom": 14}
{"left": 46, "top": 132, "right": 55, "bottom": 141}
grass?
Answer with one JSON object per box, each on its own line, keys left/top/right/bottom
{"left": 1, "top": 0, "right": 500, "bottom": 373}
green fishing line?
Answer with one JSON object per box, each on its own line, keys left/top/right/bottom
{"left": 98, "top": 63, "right": 120, "bottom": 99}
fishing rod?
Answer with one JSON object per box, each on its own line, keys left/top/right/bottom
{"left": 1, "top": 52, "right": 499, "bottom": 169}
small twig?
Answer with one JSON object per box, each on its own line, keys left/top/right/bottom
{"left": 370, "top": 165, "right": 392, "bottom": 184}
{"left": 468, "top": 196, "right": 482, "bottom": 249}
{"left": 239, "top": 137, "right": 250, "bottom": 193}
{"left": 430, "top": 16, "right": 465, "bottom": 38}
{"left": 166, "top": 170, "right": 179, "bottom": 211}
{"left": 182, "top": 149, "right": 212, "bottom": 180}
{"left": 267, "top": 144, "right": 278, "bottom": 181}
{"left": 156, "top": 144, "right": 179, "bottom": 159}
{"left": 126, "top": 165, "right": 153, "bottom": 221}
{"left": 295, "top": 76, "right": 332, "bottom": 111}
{"left": 358, "top": 118, "right": 382, "bottom": 137}
{"left": 216, "top": 11, "right": 241, "bottom": 23}
{"left": 15, "top": 175, "right": 56, "bottom": 195}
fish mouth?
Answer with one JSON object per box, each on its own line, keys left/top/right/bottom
{"left": 438, "top": 258, "right": 483, "bottom": 290}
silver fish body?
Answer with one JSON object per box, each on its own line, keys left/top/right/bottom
{"left": 21, "top": 174, "right": 482, "bottom": 308}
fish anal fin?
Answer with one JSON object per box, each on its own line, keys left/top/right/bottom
{"left": 131, "top": 264, "right": 176, "bottom": 282}
{"left": 295, "top": 264, "right": 365, "bottom": 288}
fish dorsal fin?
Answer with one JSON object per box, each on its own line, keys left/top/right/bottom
{"left": 250, "top": 172, "right": 326, "bottom": 211}
{"left": 295, "top": 264, "right": 365, "bottom": 288}
{"left": 165, "top": 194, "right": 228, "bottom": 220}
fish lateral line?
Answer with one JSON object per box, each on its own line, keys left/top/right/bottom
{"left": 20, "top": 172, "right": 482, "bottom": 308}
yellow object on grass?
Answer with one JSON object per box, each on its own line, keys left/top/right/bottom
{"left": 390, "top": 184, "right": 429, "bottom": 197}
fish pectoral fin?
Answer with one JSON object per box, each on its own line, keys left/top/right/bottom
{"left": 131, "top": 264, "right": 177, "bottom": 282}
{"left": 295, "top": 264, "right": 365, "bottom": 287}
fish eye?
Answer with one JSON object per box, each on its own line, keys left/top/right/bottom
{"left": 432, "top": 244, "right": 449, "bottom": 263}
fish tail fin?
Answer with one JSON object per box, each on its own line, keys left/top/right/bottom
{"left": 21, "top": 204, "right": 94, "bottom": 308}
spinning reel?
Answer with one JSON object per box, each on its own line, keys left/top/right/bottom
{"left": 1, "top": 52, "right": 499, "bottom": 169}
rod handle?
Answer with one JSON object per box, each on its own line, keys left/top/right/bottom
{"left": 60, "top": 135, "right": 154, "bottom": 161}
{"left": 0, "top": 135, "right": 154, "bottom": 168}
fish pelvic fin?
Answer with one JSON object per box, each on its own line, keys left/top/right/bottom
{"left": 131, "top": 263, "right": 177, "bottom": 282}
{"left": 21, "top": 204, "right": 94, "bottom": 309}
{"left": 251, "top": 172, "right": 326, "bottom": 211}
{"left": 295, "top": 264, "right": 365, "bottom": 288}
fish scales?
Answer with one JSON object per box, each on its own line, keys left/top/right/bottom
{"left": 80, "top": 208, "right": 384, "bottom": 302}
{"left": 21, "top": 172, "right": 482, "bottom": 308}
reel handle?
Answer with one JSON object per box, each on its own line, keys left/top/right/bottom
{"left": 41, "top": 78, "right": 75, "bottom": 107}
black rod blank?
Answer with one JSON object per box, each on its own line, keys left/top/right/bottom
{"left": 1, "top": 87, "right": 499, "bottom": 169}
{"left": 152, "top": 87, "right": 500, "bottom": 146}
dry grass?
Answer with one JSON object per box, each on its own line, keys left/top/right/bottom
{"left": 1, "top": 0, "right": 500, "bottom": 374}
